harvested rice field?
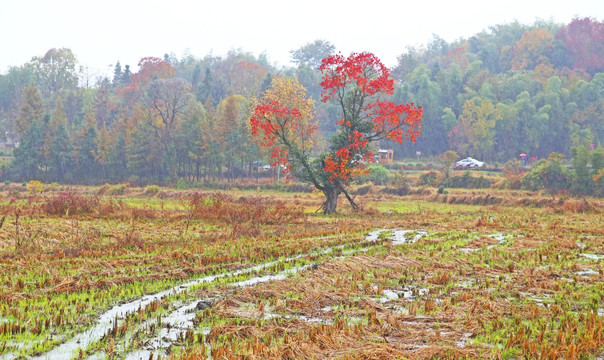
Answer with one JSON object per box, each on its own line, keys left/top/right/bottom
{"left": 0, "top": 184, "right": 602, "bottom": 359}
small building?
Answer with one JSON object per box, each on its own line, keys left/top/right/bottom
{"left": 377, "top": 149, "right": 393, "bottom": 164}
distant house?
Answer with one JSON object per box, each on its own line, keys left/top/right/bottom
{"left": 4, "top": 131, "right": 19, "bottom": 149}
{"left": 377, "top": 149, "right": 393, "bottom": 164}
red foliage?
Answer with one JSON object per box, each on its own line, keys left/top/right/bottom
{"left": 323, "top": 131, "right": 374, "bottom": 183}
{"left": 133, "top": 57, "right": 176, "bottom": 85}
{"left": 250, "top": 100, "right": 309, "bottom": 179}
{"left": 117, "top": 57, "right": 176, "bottom": 104}
{"left": 365, "top": 101, "right": 422, "bottom": 142}
{"left": 319, "top": 52, "right": 394, "bottom": 102}
{"left": 250, "top": 100, "right": 303, "bottom": 147}
{"left": 556, "top": 17, "right": 604, "bottom": 73}
{"left": 319, "top": 53, "right": 422, "bottom": 183}
{"left": 250, "top": 52, "right": 423, "bottom": 188}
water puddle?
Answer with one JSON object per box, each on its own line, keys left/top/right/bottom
{"left": 456, "top": 332, "right": 474, "bottom": 348}
{"left": 456, "top": 280, "right": 476, "bottom": 289}
{"left": 34, "top": 259, "right": 309, "bottom": 359}
{"left": 392, "top": 305, "right": 409, "bottom": 315}
{"left": 392, "top": 230, "right": 428, "bottom": 245}
{"left": 299, "top": 315, "right": 330, "bottom": 324}
{"left": 35, "top": 229, "right": 420, "bottom": 359}
{"left": 486, "top": 233, "right": 507, "bottom": 249}
{"left": 580, "top": 253, "right": 604, "bottom": 260}
{"left": 575, "top": 269, "right": 599, "bottom": 277}
{"left": 262, "top": 310, "right": 332, "bottom": 325}
{"left": 487, "top": 233, "right": 506, "bottom": 243}
{"left": 379, "top": 289, "right": 399, "bottom": 303}
{"left": 233, "top": 264, "right": 310, "bottom": 287}
{"left": 401, "top": 287, "right": 428, "bottom": 299}
{"left": 365, "top": 229, "right": 386, "bottom": 242}
{"left": 365, "top": 229, "right": 427, "bottom": 245}
{"left": 119, "top": 264, "right": 311, "bottom": 358}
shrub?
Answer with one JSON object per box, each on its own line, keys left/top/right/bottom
{"left": 354, "top": 183, "right": 374, "bottom": 196}
{"left": 41, "top": 192, "right": 100, "bottom": 216}
{"left": 176, "top": 179, "right": 190, "bottom": 190}
{"left": 144, "top": 185, "right": 160, "bottom": 196}
{"left": 391, "top": 170, "right": 410, "bottom": 195}
{"left": 189, "top": 192, "right": 304, "bottom": 225}
{"left": 520, "top": 154, "right": 570, "bottom": 194}
{"left": 445, "top": 171, "right": 493, "bottom": 189}
{"left": 361, "top": 165, "right": 390, "bottom": 185}
{"left": 419, "top": 171, "right": 440, "bottom": 186}
{"left": 520, "top": 170, "right": 544, "bottom": 191}
{"left": 26, "top": 180, "right": 44, "bottom": 194}
{"left": 107, "top": 183, "right": 127, "bottom": 196}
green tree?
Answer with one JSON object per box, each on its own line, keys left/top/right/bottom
{"left": 215, "top": 94, "right": 253, "bottom": 181}
{"left": 439, "top": 150, "right": 459, "bottom": 180}
{"left": 196, "top": 67, "right": 213, "bottom": 103}
{"left": 43, "top": 97, "right": 71, "bottom": 180}
{"left": 113, "top": 61, "right": 123, "bottom": 87}
{"left": 0, "top": 65, "right": 33, "bottom": 132}
{"left": 72, "top": 108, "right": 98, "bottom": 181}
{"left": 175, "top": 99, "right": 205, "bottom": 181}
{"left": 290, "top": 40, "right": 335, "bottom": 69}
{"left": 15, "top": 84, "right": 44, "bottom": 135}
{"left": 122, "top": 64, "right": 132, "bottom": 85}
{"left": 11, "top": 116, "right": 46, "bottom": 180}
{"left": 109, "top": 131, "right": 127, "bottom": 181}
{"left": 403, "top": 65, "right": 443, "bottom": 155}
{"left": 30, "top": 48, "right": 79, "bottom": 109}
{"left": 449, "top": 97, "right": 502, "bottom": 160}
{"left": 139, "top": 78, "right": 192, "bottom": 180}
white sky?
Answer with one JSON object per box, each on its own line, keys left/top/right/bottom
{"left": 1, "top": 0, "right": 602, "bottom": 77}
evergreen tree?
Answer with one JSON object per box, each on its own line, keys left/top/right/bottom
{"left": 191, "top": 64, "right": 202, "bottom": 87}
{"left": 109, "top": 131, "right": 127, "bottom": 181}
{"left": 196, "top": 67, "right": 213, "bottom": 102}
{"left": 11, "top": 117, "right": 46, "bottom": 180}
{"left": 43, "top": 97, "right": 71, "bottom": 181}
{"left": 122, "top": 65, "right": 132, "bottom": 85}
{"left": 112, "top": 61, "right": 123, "bottom": 87}
{"left": 15, "top": 84, "right": 44, "bottom": 135}
{"left": 260, "top": 73, "right": 272, "bottom": 95}
{"left": 76, "top": 109, "right": 98, "bottom": 180}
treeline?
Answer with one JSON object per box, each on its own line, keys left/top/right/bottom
{"left": 389, "top": 17, "right": 604, "bottom": 161}
{"left": 0, "top": 18, "right": 602, "bottom": 185}
{"left": 1, "top": 53, "right": 272, "bottom": 184}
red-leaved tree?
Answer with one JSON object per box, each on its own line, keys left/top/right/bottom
{"left": 556, "top": 17, "right": 604, "bottom": 74}
{"left": 250, "top": 52, "right": 423, "bottom": 213}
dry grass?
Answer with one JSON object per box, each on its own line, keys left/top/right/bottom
{"left": 0, "top": 185, "right": 602, "bottom": 359}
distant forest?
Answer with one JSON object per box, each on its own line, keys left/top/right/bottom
{"left": 0, "top": 17, "right": 602, "bottom": 185}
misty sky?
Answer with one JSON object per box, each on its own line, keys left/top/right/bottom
{"left": 1, "top": 0, "right": 602, "bottom": 77}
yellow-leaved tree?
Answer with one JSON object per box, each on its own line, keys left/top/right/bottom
{"left": 252, "top": 76, "right": 317, "bottom": 174}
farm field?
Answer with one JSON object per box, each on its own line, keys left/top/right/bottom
{"left": 0, "top": 184, "right": 602, "bottom": 359}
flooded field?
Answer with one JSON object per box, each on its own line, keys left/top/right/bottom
{"left": 0, "top": 185, "right": 602, "bottom": 359}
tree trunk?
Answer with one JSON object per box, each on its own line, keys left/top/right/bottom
{"left": 323, "top": 186, "right": 340, "bottom": 214}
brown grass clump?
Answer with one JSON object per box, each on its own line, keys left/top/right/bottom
{"left": 40, "top": 192, "right": 101, "bottom": 216}
{"left": 558, "top": 198, "right": 600, "bottom": 213}
{"left": 189, "top": 192, "right": 304, "bottom": 225}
